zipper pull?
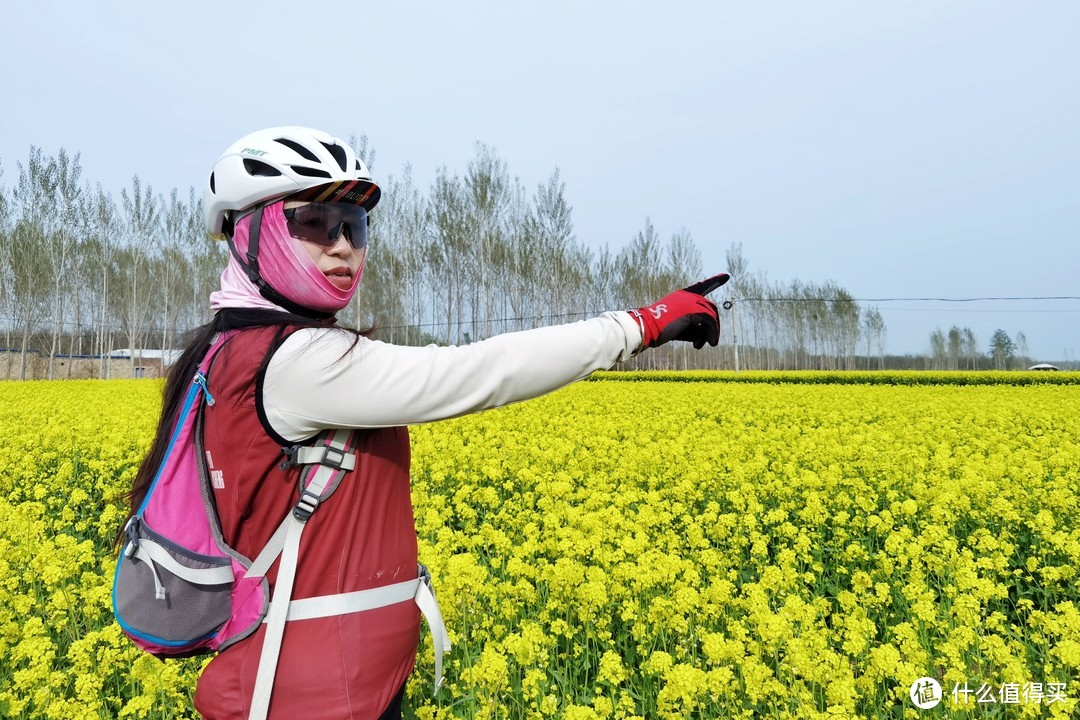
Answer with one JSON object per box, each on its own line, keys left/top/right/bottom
{"left": 194, "top": 372, "right": 216, "bottom": 406}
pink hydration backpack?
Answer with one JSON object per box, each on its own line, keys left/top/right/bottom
{"left": 112, "top": 331, "right": 449, "bottom": 719}
{"left": 113, "top": 334, "right": 266, "bottom": 655}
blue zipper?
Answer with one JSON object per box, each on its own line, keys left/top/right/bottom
{"left": 134, "top": 372, "right": 210, "bottom": 516}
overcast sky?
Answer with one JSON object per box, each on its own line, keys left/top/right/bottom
{"left": 2, "top": 1, "right": 1077, "bottom": 360}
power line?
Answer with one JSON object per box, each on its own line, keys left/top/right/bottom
{"left": 3, "top": 296, "right": 1077, "bottom": 336}
{"left": 738, "top": 295, "right": 1080, "bottom": 303}
{"left": 875, "top": 307, "right": 1080, "bottom": 314}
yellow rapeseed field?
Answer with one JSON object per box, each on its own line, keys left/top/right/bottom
{"left": 0, "top": 376, "right": 1077, "bottom": 719}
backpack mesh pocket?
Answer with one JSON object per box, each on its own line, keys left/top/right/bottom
{"left": 114, "top": 519, "right": 234, "bottom": 648}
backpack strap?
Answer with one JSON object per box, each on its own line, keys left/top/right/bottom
{"left": 244, "top": 428, "right": 358, "bottom": 720}
{"left": 241, "top": 429, "right": 356, "bottom": 579}
{"left": 260, "top": 564, "right": 451, "bottom": 696}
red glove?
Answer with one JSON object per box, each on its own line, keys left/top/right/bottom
{"left": 629, "top": 273, "right": 729, "bottom": 349}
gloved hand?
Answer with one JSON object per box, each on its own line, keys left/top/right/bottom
{"left": 629, "top": 273, "right": 729, "bottom": 349}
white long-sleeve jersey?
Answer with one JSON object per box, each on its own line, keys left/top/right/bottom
{"left": 261, "top": 311, "right": 643, "bottom": 441}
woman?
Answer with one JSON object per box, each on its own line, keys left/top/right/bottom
{"left": 124, "top": 126, "right": 724, "bottom": 720}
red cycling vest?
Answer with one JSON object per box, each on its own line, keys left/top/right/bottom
{"left": 193, "top": 326, "right": 420, "bottom": 720}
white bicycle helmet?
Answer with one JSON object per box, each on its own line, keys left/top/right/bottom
{"left": 204, "top": 126, "right": 380, "bottom": 237}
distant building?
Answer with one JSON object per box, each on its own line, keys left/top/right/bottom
{"left": 108, "top": 348, "right": 184, "bottom": 363}
{"left": 108, "top": 349, "right": 184, "bottom": 378}
{"left": 0, "top": 348, "right": 182, "bottom": 380}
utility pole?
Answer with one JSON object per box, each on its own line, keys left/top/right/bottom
{"left": 726, "top": 298, "right": 740, "bottom": 373}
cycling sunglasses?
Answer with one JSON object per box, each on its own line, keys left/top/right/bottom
{"left": 283, "top": 202, "right": 369, "bottom": 250}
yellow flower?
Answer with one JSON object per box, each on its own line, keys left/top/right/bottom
{"left": 642, "top": 650, "right": 673, "bottom": 676}
{"left": 596, "top": 650, "right": 626, "bottom": 686}
{"left": 3, "top": 376, "right": 1078, "bottom": 718}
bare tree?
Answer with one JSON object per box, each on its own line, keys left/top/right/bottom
{"left": 464, "top": 143, "right": 511, "bottom": 340}
{"left": 831, "top": 287, "right": 860, "bottom": 370}
{"left": 962, "top": 327, "right": 978, "bottom": 370}
{"left": 862, "top": 306, "right": 886, "bottom": 369}
{"left": 66, "top": 183, "right": 100, "bottom": 374}
{"left": 667, "top": 229, "right": 703, "bottom": 369}
{"left": 1014, "top": 332, "right": 1029, "bottom": 369}
{"left": 0, "top": 162, "right": 13, "bottom": 376}
{"left": 85, "top": 186, "right": 120, "bottom": 376}
{"left": 44, "top": 149, "right": 83, "bottom": 378}
{"left": 10, "top": 148, "right": 59, "bottom": 379}
{"left": 189, "top": 189, "right": 228, "bottom": 330}
{"left": 929, "top": 328, "right": 947, "bottom": 370}
{"left": 429, "top": 167, "right": 468, "bottom": 344}
{"left": 947, "top": 326, "right": 963, "bottom": 371}
{"left": 114, "top": 176, "right": 161, "bottom": 374}
{"left": 589, "top": 243, "right": 617, "bottom": 318}
{"left": 156, "top": 188, "right": 197, "bottom": 355}
{"left": 723, "top": 243, "right": 748, "bottom": 370}
{"left": 618, "top": 218, "right": 665, "bottom": 303}
{"left": 524, "top": 169, "right": 576, "bottom": 326}
{"left": 617, "top": 219, "right": 665, "bottom": 368}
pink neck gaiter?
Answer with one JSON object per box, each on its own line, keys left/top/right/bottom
{"left": 209, "top": 200, "right": 362, "bottom": 315}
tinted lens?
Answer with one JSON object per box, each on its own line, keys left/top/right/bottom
{"left": 284, "top": 203, "right": 369, "bottom": 249}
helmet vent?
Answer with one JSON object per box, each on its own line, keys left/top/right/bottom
{"left": 274, "top": 138, "right": 319, "bottom": 162}
{"left": 291, "top": 165, "right": 332, "bottom": 179}
{"left": 209, "top": 172, "right": 216, "bottom": 194}
{"left": 322, "top": 143, "right": 348, "bottom": 172}
{"left": 243, "top": 159, "right": 283, "bottom": 177}
{"left": 355, "top": 160, "right": 364, "bottom": 172}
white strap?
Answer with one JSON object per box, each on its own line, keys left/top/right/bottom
{"left": 260, "top": 572, "right": 452, "bottom": 694}
{"left": 246, "top": 428, "right": 367, "bottom": 718}
{"left": 246, "top": 430, "right": 356, "bottom": 719}
{"left": 302, "top": 438, "right": 346, "bottom": 497}
{"left": 415, "top": 578, "right": 451, "bottom": 694}
{"left": 266, "top": 578, "right": 420, "bottom": 622}
{"left": 131, "top": 540, "right": 234, "bottom": 587}
{"left": 291, "top": 444, "right": 356, "bottom": 470}
{"left": 242, "top": 463, "right": 337, "bottom": 581}
{"left": 248, "top": 514, "right": 305, "bottom": 720}
{"left": 243, "top": 517, "right": 291, "bottom": 580}
{"left": 243, "top": 430, "right": 354, "bottom": 581}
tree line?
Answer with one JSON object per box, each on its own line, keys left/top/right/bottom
{"left": 0, "top": 147, "right": 226, "bottom": 380}
{"left": 924, "top": 326, "right": 1033, "bottom": 371}
{"left": 0, "top": 139, "right": 916, "bottom": 379}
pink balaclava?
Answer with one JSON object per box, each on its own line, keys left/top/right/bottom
{"left": 209, "top": 200, "right": 364, "bottom": 315}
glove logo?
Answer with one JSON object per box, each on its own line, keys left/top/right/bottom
{"left": 649, "top": 304, "right": 668, "bottom": 319}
